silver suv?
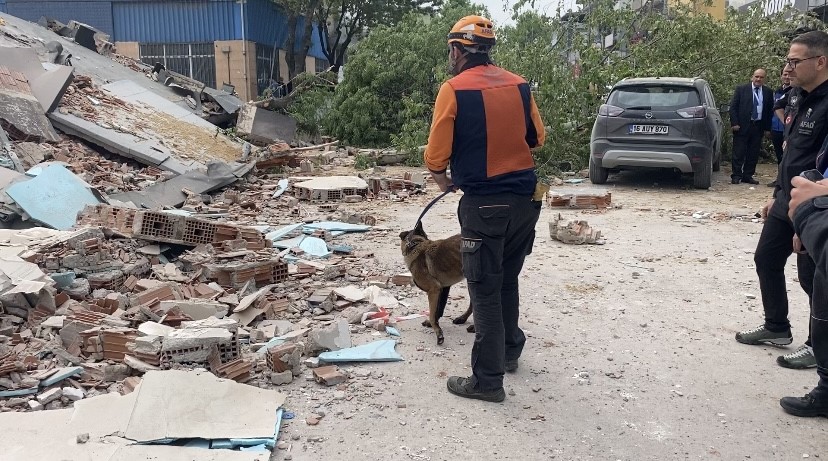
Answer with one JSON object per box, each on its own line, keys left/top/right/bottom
{"left": 589, "top": 77, "right": 724, "bottom": 189}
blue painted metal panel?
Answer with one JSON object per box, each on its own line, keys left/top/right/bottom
{"left": 0, "top": 0, "right": 7, "bottom": 15}
{"left": 246, "top": 0, "right": 326, "bottom": 60}
{"left": 112, "top": 0, "right": 240, "bottom": 43}
{"left": 5, "top": 0, "right": 114, "bottom": 34}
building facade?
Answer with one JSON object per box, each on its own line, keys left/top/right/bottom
{"left": 735, "top": 0, "right": 828, "bottom": 20}
{"left": 1, "top": 0, "right": 329, "bottom": 100}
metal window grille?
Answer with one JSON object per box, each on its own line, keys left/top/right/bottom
{"left": 315, "top": 58, "right": 329, "bottom": 74}
{"left": 255, "top": 43, "right": 280, "bottom": 95}
{"left": 139, "top": 43, "right": 216, "bottom": 89}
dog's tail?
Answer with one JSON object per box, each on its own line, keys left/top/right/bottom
{"left": 437, "top": 287, "right": 450, "bottom": 319}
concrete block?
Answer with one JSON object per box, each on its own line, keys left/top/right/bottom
{"left": 313, "top": 365, "right": 347, "bottom": 386}
{"left": 36, "top": 387, "right": 62, "bottom": 404}
{"left": 61, "top": 386, "right": 85, "bottom": 401}
{"left": 269, "top": 370, "right": 293, "bottom": 386}
{"left": 307, "top": 319, "right": 351, "bottom": 353}
{"left": 159, "top": 300, "right": 228, "bottom": 320}
{"left": 27, "top": 400, "right": 44, "bottom": 411}
{"left": 103, "top": 364, "right": 130, "bottom": 382}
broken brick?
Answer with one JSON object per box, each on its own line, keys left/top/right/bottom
{"left": 313, "top": 365, "right": 347, "bottom": 386}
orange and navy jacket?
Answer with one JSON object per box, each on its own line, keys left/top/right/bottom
{"left": 424, "top": 64, "right": 545, "bottom": 196}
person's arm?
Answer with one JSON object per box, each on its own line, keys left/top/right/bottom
{"left": 775, "top": 108, "right": 785, "bottom": 123}
{"left": 424, "top": 82, "right": 457, "bottom": 192}
{"left": 791, "top": 177, "right": 828, "bottom": 255}
{"left": 729, "top": 87, "right": 741, "bottom": 130}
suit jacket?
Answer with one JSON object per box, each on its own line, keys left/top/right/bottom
{"left": 729, "top": 83, "right": 773, "bottom": 132}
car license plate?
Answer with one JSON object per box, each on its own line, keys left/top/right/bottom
{"left": 629, "top": 125, "right": 669, "bottom": 135}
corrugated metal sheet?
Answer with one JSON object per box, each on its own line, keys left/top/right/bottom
{"left": 112, "top": 0, "right": 239, "bottom": 43}
{"left": 246, "top": 0, "right": 326, "bottom": 60}
{"left": 0, "top": 0, "right": 7, "bottom": 15}
{"left": 4, "top": 0, "right": 114, "bottom": 34}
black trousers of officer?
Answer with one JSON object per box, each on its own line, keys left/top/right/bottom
{"left": 732, "top": 121, "right": 763, "bottom": 180}
{"left": 771, "top": 130, "right": 785, "bottom": 165}
{"left": 809, "top": 249, "right": 828, "bottom": 391}
{"left": 458, "top": 192, "right": 540, "bottom": 391}
{"left": 755, "top": 200, "right": 815, "bottom": 345}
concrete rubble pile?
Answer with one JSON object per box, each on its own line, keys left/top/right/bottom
{"left": 0, "top": 12, "right": 440, "bottom": 458}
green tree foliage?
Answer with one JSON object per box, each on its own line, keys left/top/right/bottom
{"left": 318, "top": 0, "right": 823, "bottom": 172}
{"left": 322, "top": 0, "right": 486, "bottom": 147}
{"left": 498, "top": 1, "right": 824, "bottom": 171}
{"left": 316, "top": 0, "right": 441, "bottom": 72}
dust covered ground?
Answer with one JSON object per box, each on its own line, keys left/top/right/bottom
{"left": 273, "top": 163, "right": 828, "bottom": 461}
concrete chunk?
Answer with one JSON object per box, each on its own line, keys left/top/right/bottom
{"left": 307, "top": 319, "right": 351, "bottom": 353}
{"left": 61, "top": 386, "right": 85, "bottom": 401}
{"left": 36, "top": 387, "right": 62, "bottom": 404}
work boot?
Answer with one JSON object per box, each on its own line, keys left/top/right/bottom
{"left": 735, "top": 325, "right": 792, "bottom": 346}
{"left": 505, "top": 359, "right": 519, "bottom": 373}
{"left": 777, "top": 344, "right": 817, "bottom": 369}
{"left": 446, "top": 376, "right": 505, "bottom": 403}
{"left": 780, "top": 388, "right": 828, "bottom": 417}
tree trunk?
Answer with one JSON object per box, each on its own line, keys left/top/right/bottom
{"left": 285, "top": 13, "right": 299, "bottom": 79}
{"left": 295, "top": 0, "right": 321, "bottom": 75}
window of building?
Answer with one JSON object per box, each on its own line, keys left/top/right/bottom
{"left": 315, "top": 58, "right": 329, "bottom": 74}
{"left": 256, "top": 44, "right": 281, "bottom": 95}
{"left": 139, "top": 43, "right": 216, "bottom": 90}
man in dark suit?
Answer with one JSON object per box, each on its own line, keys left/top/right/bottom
{"left": 730, "top": 69, "right": 774, "bottom": 184}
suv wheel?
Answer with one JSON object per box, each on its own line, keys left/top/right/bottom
{"left": 693, "top": 156, "right": 712, "bottom": 189}
{"left": 589, "top": 157, "right": 609, "bottom": 184}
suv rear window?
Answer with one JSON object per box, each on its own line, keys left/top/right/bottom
{"left": 608, "top": 85, "right": 700, "bottom": 110}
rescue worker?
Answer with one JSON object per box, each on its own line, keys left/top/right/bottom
{"left": 734, "top": 31, "right": 828, "bottom": 373}
{"left": 424, "top": 15, "right": 546, "bottom": 402}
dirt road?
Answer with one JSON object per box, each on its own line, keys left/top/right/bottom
{"left": 275, "top": 164, "right": 828, "bottom": 460}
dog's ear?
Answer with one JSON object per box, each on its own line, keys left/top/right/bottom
{"left": 413, "top": 221, "right": 427, "bottom": 239}
{"left": 399, "top": 230, "right": 409, "bottom": 241}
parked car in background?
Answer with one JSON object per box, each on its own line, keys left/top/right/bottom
{"left": 589, "top": 77, "right": 725, "bottom": 189}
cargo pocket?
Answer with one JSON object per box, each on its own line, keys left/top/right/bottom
{"left": 478, "top": 204, "right": 510, "bottom": 219}
{"left": 460, "top": 237, "right": 483, "bottom": 282}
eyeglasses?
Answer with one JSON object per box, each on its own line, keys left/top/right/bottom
{"left": 784, "top": 55, "right": 822, "bottom": 69}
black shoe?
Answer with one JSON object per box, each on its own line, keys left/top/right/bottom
{"left": 446, "top": 376, "right": 505, "bottom": 402}
{"left": 731, "top": 177, "right": 741, "bottom": 184}
{"left": 505, "top": 359, "right": 519, "bottom": 373}
{"left": 780, "top": 389, "right": 828, "bottom": 417}
{"left": 742, "top": 177, "right": 760, "bottom": 185}
{"left": 767, "top": 180, "right": 778, "bottom": 187}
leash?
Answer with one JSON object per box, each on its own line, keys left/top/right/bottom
{"left": 413, "top": 189, "right": 454, "bottom": 228}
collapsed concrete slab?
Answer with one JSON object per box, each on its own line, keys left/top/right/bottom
{"left": 48, "top": 111, "right": 194, "bottom": 174}
{"left": 5, "top": 164, "right": 103, "bottom": 230}
{"left": 109, "top": 161, "right": 253, "bottom": 209}
{"left": 0, "top": 66, "right": 59, "bottom": 143}
{"left": 236, "top": 104, "right": 296, "bottom": 144}
{"left": 0, "top": 46, "right": 74, "bottom": 113}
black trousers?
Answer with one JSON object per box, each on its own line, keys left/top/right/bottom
{"left": 732, "top": 122, "right": 763, "bottom": 179}
{"left": 458, "top": 193, "right": 540, "bottom": 391}
{"left": 771, "top": 130, "right": 784, "bottom": 165}
{"left": 755, "top": 201, "right": 815, "bottom": 345}
{"left": 811, "top": 252, "right": 828, "bottom": 391}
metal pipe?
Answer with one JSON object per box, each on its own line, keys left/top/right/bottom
{"left": 239, "top": 0, "right": 250, "bottom": 99}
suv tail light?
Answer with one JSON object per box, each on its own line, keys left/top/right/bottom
{"left": 598, "top": 104, "right": 624, "bottom": 117}
{"left": 677, "top": 106, "right": 706, "bottom": 118}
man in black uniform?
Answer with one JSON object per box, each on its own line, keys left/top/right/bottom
{"left": 783, "top": 147, "right": 828, "bottom": 416}
{"left": 735, "top": 31, "right": 828, "bottom": 372}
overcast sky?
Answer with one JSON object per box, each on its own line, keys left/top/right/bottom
{"left": 476, "top": 0, "right": 578, "bottom": 25}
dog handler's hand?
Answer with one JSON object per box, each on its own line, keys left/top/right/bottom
{"left": 430, "top": 172, "right": 456, "bottom": 193}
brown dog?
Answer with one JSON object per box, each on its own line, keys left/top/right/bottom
{"left": 399, "top": 221, "right": 473, "bottom": 344}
